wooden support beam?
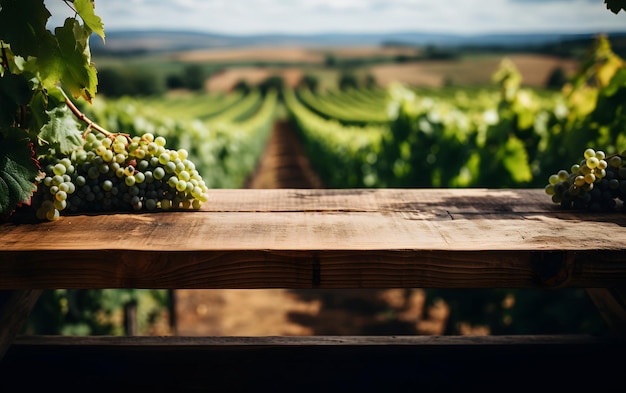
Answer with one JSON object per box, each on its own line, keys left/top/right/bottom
{"left": 0, "top": 290, "right": 42, "bottom": 360}
{"left": 2, "top": 335, "right": 624, "bottom": 392}
{"left": 586, "top": 288, "right": 626, "bottom": 340}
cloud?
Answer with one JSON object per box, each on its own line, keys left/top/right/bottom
{"left": 44, "top": 0, "right": 625, "bottom": 35}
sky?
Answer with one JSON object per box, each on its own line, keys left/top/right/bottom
{"left": 45, "top": 0, "right": 625, "bottom": 36}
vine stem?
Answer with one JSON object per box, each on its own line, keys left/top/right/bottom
{"left": 61, "top": 90, "right": 128, "bottom": 141}
{"left": 1, "top": 44, "right": 10, "bottom": 74}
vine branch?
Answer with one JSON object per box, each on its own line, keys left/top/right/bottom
{"left": 61, "top": 89, "right": 129, "bottom": 141}
{"left": 1, "top": 44, "right": 10, "bottom": 74}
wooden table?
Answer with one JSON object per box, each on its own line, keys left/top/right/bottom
{"left": 1, "top": 188, "right": 625, "bottom": 390}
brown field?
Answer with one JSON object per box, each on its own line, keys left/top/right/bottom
{"left": 206, "top": 66, "right": 304, "bottom": 91}
{"left": 197, "top": 46, "right": 580, "bottom": 92}
{"left": 370, "top": 54, "right": 580, "bottom": 88}
{"left": 174, "top": 45, "right": 419, "bottom": 64}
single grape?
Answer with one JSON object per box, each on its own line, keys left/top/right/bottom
{"left": 609, "top": 155, "right": 622, "bottom": 168}
{"left": 53, "top": 199, "right": 67, "bottom": 210}
{"left": 53, "top": 163, "right": 66, "bottom": 176}
{"left": 586, "top": 157, "right": 599, "bottom": 169}
{"left": 159, "top": 153, "right": 170, "bottom": 165}
{"left": 46, "top": 209, "right": 60, "bottom": 221}
{"left": 176, "top": 180, "right": 187, "bottom": 192}
{"left": 145, "top": 198, "right": 157, "bottom": 210}
{"left": 103, "top": 180, "right": 113, "bottom": 191}
{"left": 52, "top": 175, "right": 64, "bottom": 186}
{"left": 584, "top": 148, "right": 596, "bottom": 159}
{"left": 153, "top": 167, "right": 165, "bottom": 180}
{"left": 135, "top": 172, "right": 146, "bottom": 184}
{"left": 548, "top": 174, "right": 559, "bottom": 185}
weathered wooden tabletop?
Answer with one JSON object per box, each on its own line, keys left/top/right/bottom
{"left": 1, "top": 188, "right": 625, "bottom": 290}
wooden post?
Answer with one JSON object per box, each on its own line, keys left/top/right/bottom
{"left": 168, "top": 289, "right": 177, "bottom": 336}
{"left": 0, "top": 290, "right": 42, "bottom": 360}
{"left": 123, "top": 300, "right": 138, "bottom": 337}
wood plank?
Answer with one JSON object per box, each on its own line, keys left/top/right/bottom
{"left": 0, "top": 249, "right": 624, "bottom": 289}
{"left": 7, "top": 333, "right": 619, "bottom": 347}
{"left": 1, "top": 189, "right": 625, "bottom": 290}
{"left": 201, "top": 188, "right": 553, "bottom": 213}
{"left": 2, "top": 335, "right": 624, "bottom": 392}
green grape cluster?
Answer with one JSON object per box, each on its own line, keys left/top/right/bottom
{"left": 545, "top": 148, "right": 626, "bottom": 212}
{"left": 33, "top": 132, "right": 209, "bottom": 221}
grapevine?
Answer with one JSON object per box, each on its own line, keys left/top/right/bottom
{"left": 0, "top": 1, "right": 209, "bottom": 221}
{"left": 33, "top": 109, "right": 210, "bottom": 220}
{"left": 545, "top": 148, "right": 626, "bottom": 212}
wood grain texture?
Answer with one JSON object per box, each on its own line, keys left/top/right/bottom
{"left": 9, "top": 334, "right": 619, "bottom": 347}
{"left": 1, "top": 189, "right": 625, "bottom": 289}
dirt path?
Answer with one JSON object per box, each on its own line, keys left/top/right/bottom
{"left": 244, "top": 119, "right": 325, "bottom": 189}
{"left": 173, "top": 120, "right": 449, "bottom": 336}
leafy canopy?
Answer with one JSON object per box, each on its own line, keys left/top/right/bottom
{"left": 0, "top": 0, "right": 104, "bottom": 216}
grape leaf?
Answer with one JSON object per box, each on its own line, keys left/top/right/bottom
{"left": 73, "top": 0, "right": 105, "bottom": 42}
{"left": 603, "top": 68, "right": 626, "bottom": 97}
{"left": 0, "top": 73, "right": 31, "bottom": 127}
{"left": 38, "top": 105, "right": 83, "bottom": 155}
{"left": 29, "top": 87, "right": 65, "bottom": 126}
{"left": 0, "top": 0, "right": 51, "bottom": 57}
{"left": 0, "top": 129, "right": 40, "bottom": 216}
{"left": 605, "top": 0, "right": 626, "bottom": 14}
{"left": 29, "top": 33, "right": 65, "bottom": 92}
{"left": 500, "top": 136, "right": 532, "bottom": 184}
{"left": 55, "top": 18, "right": 98, "bottom": 102}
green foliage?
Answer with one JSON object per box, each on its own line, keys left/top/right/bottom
{"left": 0, "top": 0, "right": 104, "bottom": 216}
{"left": 258, "top": 75, "right": 285, "bottom": 95}
{"left": 0, "top": 129, "right": 40, "bottom": 217}
{"left": 233, "top": 79, "right": 252, "bottom": 94}
{"left": 296, "top": 87, "right": 390, "bottom": 126}
{"left": 183, "top": 64, "right": 207, "bottom": 91}
{"left": 364, "top": 73, "right": 377, "bottom": 89}
{"left": 338, "top": 71, "right": 359, "bottom": 90}
{"left": 77, "top": 89, "right": 278, "bottom": 189}
{"left": 324, "top": 53, "right": 337, "bottom": 68}
{"left": 166, "top": 73, "right": 186, "bottom": 89}
{"left": 605, "top": 0, "right": 626, "bottom": 14}
{"left": 298, "top": 73, "right": 319, "bottom": 92}
{"left": 286, "top": 35, "right": 626, "bottom": 190}
{"left": 283, "top": 87, "right": 388, "bottom": 187}
{"left": 545, "top": 66, "right": 568, "bottom": 90}
{"left": 38, "top": 106, "right": 84, "bottom": 155}
{"left": 24, "top": 289, "right": 170, "bottom": 336}
{"left": 426, "top": 288, "right": 607, "bottom": 335}
{"left": 98, "top": 67, "right": 165, "bottom": 97}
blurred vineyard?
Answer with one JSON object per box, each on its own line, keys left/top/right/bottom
{"left": 24, "top": 35, "right": 626, "bottom": 336}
